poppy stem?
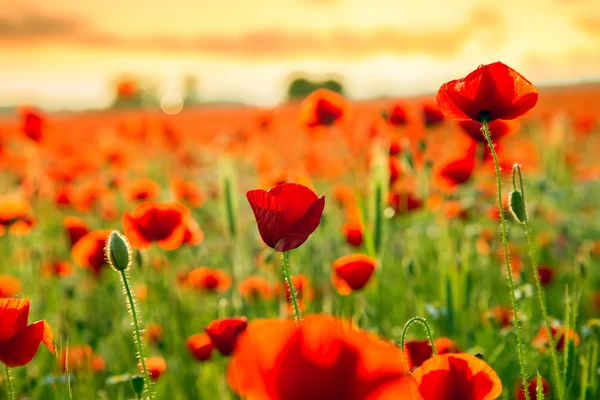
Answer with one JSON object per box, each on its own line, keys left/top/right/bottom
{"left": 4, "top": 365, "right": 15, "bottom": 400}
{"left": 512, "top": 165, "right": 564, "bottom": 400}
{"left": 400, "top": 316, "right": 436, "bottom": 373}
{"left": 481, "top": 120, "right": 530, "bottom": 400}
{"left": 120, "top": 270, "right": 154, "bottom": 399}
{"left": 281, "top": 251, "right": 302, "bottom": 322}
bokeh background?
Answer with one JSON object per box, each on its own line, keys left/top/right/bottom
{"left": 1, "top": 0, "right": 599, "bottom": 112}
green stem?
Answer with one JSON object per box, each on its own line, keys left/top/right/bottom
{"left": 513, "top": 165, "right": 564, "bottom": 400}
{"left": 400, "top": 316, "right": 437, "bottom": 373}
{"left": 4, "top": 365, "right": 15, "bottom": 400}
{"left": 282, "top": 252, "right": 302, "bottom": 322}
{"left": 482, "top": 120, "right": 530, "bottom": 400}
{"left": 120, "top": 270, "right": 154, "bottom": 399}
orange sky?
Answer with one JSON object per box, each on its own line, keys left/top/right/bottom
{"left": 1, "top": 0, "right": 599, "bottom": 110}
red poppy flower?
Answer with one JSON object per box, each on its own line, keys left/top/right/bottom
{"left": 228, "top": 315, "right": 411, "bottom": 400}
{"left": 388, "top": 103, "right": 409, "bottom": 126}
{"left": 411, "top": 353, "right": 502, "bottom": 400}
{"left": 389, "top": 157, "right": 402, "bottom": 185}
{"left": 63, "top": 216, "right": 89, "bottom": 247}
{"left": 171, "top": 178, "right": 204, "bottom": 208}
{"left": 144, "top": 323, "right": 163, "bottom": 346}
{"left": 238, "top": 276, "right": 273, "bottom": 301}
{"left": 60, "top": 345, "right": 105, "bottom": 373}
{"left": 122, "top": 202, "right": 193, "bottom": 250}
{"left": 20, "top": 107, "right": 43, "bottom": 142}
{"left": 434, "top": 149, "right": 476, "bottom": 191}
{"left": 71, "top": 230, "right": 111, "bottom": 275}
{"left": 276, "top": 275, "right": 313, "bottom": 304}
{"left": 342, "top": 221, "right": 363, "bottom": 247}
{"left": 388, "top": 191, "right": 422, "bottom": 214}
{"left": 125, "top": 179, "right": 161, "bottom": 202}
{"left": 536, "top": 265, "right": 554, "bottom": 286}
{"left": 484, "top": 306, "right": 515, "bottom": 329}
{"left": 404, "top": 338, "right": 461, "bottom": 371}
{"left": 0, "top": 298, "right": 55, "bottom": 367}
{"left": 458, "top": 120, "right": 516, "bottom": 143}
{"left": 515, "top": 376, "right": 550, "bottom": 400}
{"left": 181, "top": 219, "right": 204, "bottom": 246}
{"left": 246, "top": 183, "right": 325, "bottom": 252}
{"left": 333, "top": 254, "right": 377, "bottom": 291}
{"left": 187, "top": 267, "right": 231, "bottom": 293}
{"left": 41, "top": 260, "right": 73, "bottom": 278}
{"left": 533, "top": 326, "right": 580, "bottom": 352}
{"left": 437, "top": 62, "right": 538, "bottom": 122}
{"left": 422, "top": 100, "right": 446, "bottom": 126}
{"left": 389, "top": 139, "right": 403, "bottom": 156}
{"left": 0, "top": 275, "right": 21, "bottom": 298}
{"left": 187, "top": 333, "right": 213, "bottom": 361}
{"left": 205, "top": 317, "right": 248, "bottom": 356}
{"left": 143, "top": 356, "right": 167, "bottom": 380}
{"left": 299, "top": 89, "right": 350, "bottom": 128}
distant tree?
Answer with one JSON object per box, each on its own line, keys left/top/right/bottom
{"left": 286, "top": 74, "right": 346, "bottom": 100}
{"left": 183, "top": 74, "right": 200, "bottom": 106}
{"left": 111, "top": 75, "right": 143, "bottom": 108}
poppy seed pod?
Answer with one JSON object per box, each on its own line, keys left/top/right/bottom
{"left": 105, "top": 231, "right": 132, "bottom": 272}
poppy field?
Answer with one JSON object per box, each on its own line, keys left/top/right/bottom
{"left": 0, "top": 63, "right": 600, "bottom": 400}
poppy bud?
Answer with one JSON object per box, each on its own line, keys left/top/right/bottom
{"left": 105, "top": 231, "right": 132, "bottom": 272}
{"left": 130, "top": 374, "right": 145, "bottom": 397}
{"left": 509, "top": 191, "right": 526, "bottom": 224}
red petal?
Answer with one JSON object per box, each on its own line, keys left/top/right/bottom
{"left": 247, "top": 189, "right": 285, "bottom": 249}
{"left": 0, "top": 320, "right": 54, "bottom": 367}
{"left": 275, "top": 195, "right": 325, "bottom": 252}
{"left": 269, "top": 183, "right": 319, "bottom": 229}
{"left": 0, "top": 299, "right": 30, "bottom": 345}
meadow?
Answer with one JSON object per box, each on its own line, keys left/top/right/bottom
{"left": 0, "top": 64, "right": 599, "bottom": 400}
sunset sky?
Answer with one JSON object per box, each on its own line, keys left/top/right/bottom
{"left": 1, "top": 0, "right": 599, "bottom": 110}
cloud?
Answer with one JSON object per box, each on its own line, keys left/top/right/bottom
{"left": 0, "top": 6, "right": 504, "bottom": 60}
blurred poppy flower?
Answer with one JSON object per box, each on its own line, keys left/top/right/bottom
{"left": 422, "top": 100, "right": 445, "bottom": 126}
{"left": 71, "top": 230, "right": 111, "bottom": 275}
{"left": 332, "top": 184, "right": 355, "bottom": 207}
{"left": 387, "top": 102, "right": 409, "bottom": 126}
{"left": 144, "top": 323, "right": 163, "bottom": 346}
{"left": 20, "top": 107, "right": 43, "bottom": 142}
{"left": 434, "top": 149, "right": 476, "bottom": 191}
{"left": 125, "top": 178, "right": 161, "bottom": 202}
{"left": 411, "top": 353, "right": 502, "bottom": 400}
{"left": 187, "top": 333, "right": 213, "bottom": 362}
{"left": 122, "top": 202, "right": 193, "bottom": 250}
{"left": 63, "top": 217, "right": 90, "bottom": 247}
{"left": 143, "top": 356, "right": 167, "bottom": 380}
{"left": 536, "top": 265, "right": 554, "bottom": 286}
{"left": 437, "top": 62, "right": 538, "bottom": 122}
{"left": 389, "top": 157, "right": 402, "bottom": 185}
{"left": 458, "top": 120, "right": 516, "bottom": 143}
{"left": 228, "top": 315, "right": 411, "bottom": 399}
{"left": 246, "top": 183, "right": 325, "bottom": 252}
{"left": 41, "top": 260, "right": 73, "bottom": 278}
{"left": 238, "top": 276, "right": 273, "bottom": 301}
{"left": 171, "top": 178, "right": 204, "bottom": 208}
{"left": 389, "top": 139, "right": 403, "bottom": 156}
{"left": 342, "top": 221, "right": 363, "bottom": 247}
{"left": 0, "top": 298, "right": 55, "bottom": 367}
{"left": 388, "top": 191, "right": 422, "bottom": 215}
{"left": 332, "top": 254, "right": 377, "bottom": 292}
{"left": 187, "top": 267, "right": 231, "bottom": 293}
{"left": 0, "top": 275, "right": 21, "bottom": 298}
{"left": 0, "top": 197, "right": 30, "bottom": 226}
{"left": 60, "top": 345, "right": 105, "bottom": 373}
{"left": 205, "top": 317, "right": 248, "bottom": 356}
{"left": 299, "top": 89, "right": 350, "bottom": 128}
{"left": 276, "top": 275, "right": 313, "bottom": 304}
{"left": 515, "top": 376, "right": 550, "bottom": 400}
{"left": 181, "top": 218, "right": 204, "bottom": 246}
{"left": 484, "top": 305, "right": 515, "bottom": 329}
{"left": 533, "top": 325, "right": 580, "bottom": 352}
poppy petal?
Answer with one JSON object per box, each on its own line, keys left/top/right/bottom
{"left": 275, "top": 195, "right": 325, "bottom": 252}
{"left": 0, "top": 298, "right": 30, "bottom": 344}
{"left": 0, "top": 320, "right": 55, "bottom": 367}
{"left": 268, "top": 183, "right": 319, "bottom": 229}
{"left": 247, "top": 189, "right": 285, "bottom": 249}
